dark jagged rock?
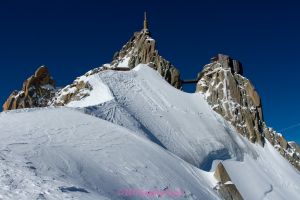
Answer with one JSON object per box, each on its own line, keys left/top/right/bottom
{"left": 196, "top": 54, "right": 300, "bottom": 171}
{"left": 110, "top": 29, "right": 181, "bottom": 89}
{"left": 3, "top": 66, "right": 56, "bottom": 111}
{"left": 196, "top": 54, "right": 264, "bottom": 145}
{"left": 110, "top": 13, "right": 181, "bottom": 88}
{"left": 51, "top": 18, "right": 182, "bottom": 106}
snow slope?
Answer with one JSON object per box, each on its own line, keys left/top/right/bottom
{"left": 67, "top": 75, "right": 114, "bottom": 108}
{"left": 223, "top": 141, "right": 300, "bottom": 199}
{"left": 78, "top": 64, "right": 255, "bottom": 169}
{"left": 0, "top": 108, "right": 219, "bottom": 200}
{"left": 1, "top": 64, "right": 299, "bottom": 199}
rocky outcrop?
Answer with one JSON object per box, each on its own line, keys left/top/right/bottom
{"left": 3, "top": 66, "right": 56, "bottom": 111}
{"left": 264, "top": 126, "right": 300, "bottom": 171}
{"left": 289, "top": 141, "right": 300, "bottom": 152}
{"left": 51, "top": 70, "right": 94, "bottom": 106}
{"left": 52, "top": 27, "right": 182, "bottom": 106}
{"left": 111, "top": 29, "right": 181, "bottom": 89}
{"left": 196, "top": 54, "right": 300, "bottom": 171}
{"left": 213, "top": 162, "right": 243, "bottom": 200}
{"left": 196, "top": 54, "right": 264, "bottom": 145}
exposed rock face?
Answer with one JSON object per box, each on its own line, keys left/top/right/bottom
{"left": 196, "top": 54, "right": 300, "bottom": 171}
{"left": 111, "top": 29, "right": 181, "bottom": 89}
{"left": 264, "top": 126, "right": 300, "bottom": 171}
{"left": 51, "top": 68, "right": 96, "bottom": 106}
{"left": 196, "top": 54, "right": 264, "bottom": 145}
{"left": 214, "top": 162, "right": 231, "bottom": 183}
{"left": 3, "top": 66, "right": 55, "bottom": 111}
{"left": 289, "top": 141, "right": 300, "bottom": 152}
{"left": 214, "top": 162, "right": 243, "bottom": 200}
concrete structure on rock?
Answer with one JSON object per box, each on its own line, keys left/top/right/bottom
{"left": 210, "top": 54, "right": 243, "bottom": 75}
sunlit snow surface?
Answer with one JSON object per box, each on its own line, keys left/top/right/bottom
{"left": 0, "top": 64, "right": 299, "bottom": 199}
{"left": 66, "top": 75, "right": 114, "bottom": 108}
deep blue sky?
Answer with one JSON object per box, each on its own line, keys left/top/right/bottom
{"left": 1, "top": 0, "right": 299, "bottom": 144}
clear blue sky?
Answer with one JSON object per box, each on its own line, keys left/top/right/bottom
{"left": 1, "top": 0, "right": 299, "bottom": 144}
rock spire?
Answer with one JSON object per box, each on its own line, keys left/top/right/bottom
{"left": 143, "top": 11, "right": 149, "bottom": 31}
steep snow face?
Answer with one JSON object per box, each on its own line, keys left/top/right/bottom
{"left": 223, "top": 141, "right": 300, "bottom": 200}
{"left": 66, "top": 75, "right": 114, "bottom": 108}
{"left": 74, "top": 64, "right": 253, "bottom": 170}
{"left": 0, "top": 108, "right": 220, "bottom": 200}
{"left": 65, "top": 64, "right": 300, "bottom": 199}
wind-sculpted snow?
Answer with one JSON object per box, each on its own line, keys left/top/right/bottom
{"left": 1, "top": 65, "right": 300, "bottom": 200}
{"left": 0, "top": 108, "right": 220, "bottom": 200}
{"left": 223, "top": 141, "right": 300, "bottom": 199}
{"left": 80, "top": 65, "right": 253, "bottom": 169}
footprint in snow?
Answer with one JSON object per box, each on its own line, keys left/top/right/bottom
{"left": 59, "top": 186, "right": 89, "bottom": 193}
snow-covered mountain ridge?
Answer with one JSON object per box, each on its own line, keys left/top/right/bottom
{"left": 1, "top": 65, "right": 300, "bottom": 200}
{"left": 1, "top": 18, "right": 300, "bottom": 199}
